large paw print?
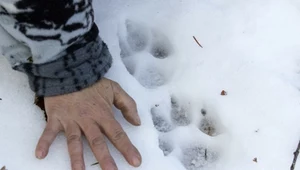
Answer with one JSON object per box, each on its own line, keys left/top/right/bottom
{"left": 118, "top": 18, "right": 223, "bottom": 170}
{"left": 118, "top": 19, "right": 174, "bottom": 89}
{"left": 151, "top": 96, "right": 221, "bottom": 170}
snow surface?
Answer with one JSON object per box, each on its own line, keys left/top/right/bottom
{"left": 1, "top": 0, "right": 300, "bottom": 170}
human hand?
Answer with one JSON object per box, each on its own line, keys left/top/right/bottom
{"left": 35, "top": 78, "right": 142, "bottom": 170}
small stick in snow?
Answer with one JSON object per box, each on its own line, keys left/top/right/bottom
{"left": 291, "top": 140, "right": 300, "bottom": 170}
{"left": 193, "top": 36, "right": 203, "bottom": 48}
{"left": 91, "top": 162, "right": 99, "bottom": 166}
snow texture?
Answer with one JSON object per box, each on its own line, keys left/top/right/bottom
{"left": 1, "top": 0, "right": 300, "bottom": 170}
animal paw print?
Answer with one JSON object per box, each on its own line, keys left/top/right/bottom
{"left": 170, "top": 96, "right": 191, "bottom": 126}
{"left": 118, "top": 19, "right": 174, "bottom": 88}
{"left": 198, "top": 108, "right": 220, "bottom": 137}
{"left": 181, "top": 145, "right": 218, "bottom": 170}
{"left": 151, "top": 96, "right": 220, "bottom": 170}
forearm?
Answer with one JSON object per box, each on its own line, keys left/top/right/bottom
{"left": 0, "top": 0, "right": 112, "bottom": 97}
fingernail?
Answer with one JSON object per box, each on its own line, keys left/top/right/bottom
{"left": 36, "top": 150, "right": 44, "bottom": 159}
{"left": 135, "top": 117, "right": 141, "bottom": 125}
{"left": 131, "top": 147, "right": 141, "bottom": 167}
{"left": 132, "top": 155, "right": 141, "bottom": 167}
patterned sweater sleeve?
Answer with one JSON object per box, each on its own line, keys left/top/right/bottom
{"left": 0, "top": 0, "right": 112, "bottom": 97}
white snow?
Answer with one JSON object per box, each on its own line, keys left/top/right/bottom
{"left": 1, "top": 0, "right": 300, "bottom": 170}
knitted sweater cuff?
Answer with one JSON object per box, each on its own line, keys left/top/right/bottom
{"left": 14, "top": 24, "right": 112, "bottom": 97}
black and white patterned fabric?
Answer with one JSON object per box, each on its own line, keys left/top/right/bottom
{"left": 0, "top": 0, "right": 113, "bottom": 96}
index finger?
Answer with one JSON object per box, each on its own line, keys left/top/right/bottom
{"left": 111, "top": 82, "right": 141, "bottom": 126}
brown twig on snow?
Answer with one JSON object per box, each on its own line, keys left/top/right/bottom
{"left": 91, "top": 162, "right": 99, "bottom": 166}
{"left": 291, "top": 140, "right": 300, "bottom": 170}
{"left": 193, "top": 36, "right": 203, "bottom": 48}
